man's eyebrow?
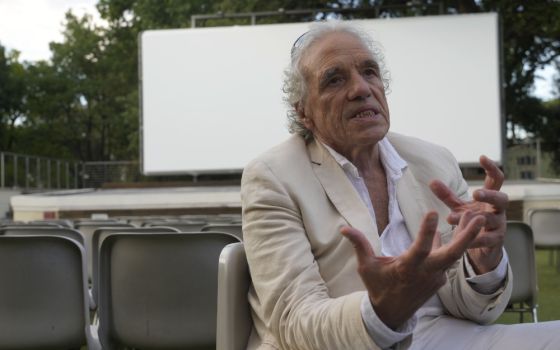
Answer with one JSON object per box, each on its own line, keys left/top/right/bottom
{"left": 362, "top": 59, "right": 380, "bottom": 71}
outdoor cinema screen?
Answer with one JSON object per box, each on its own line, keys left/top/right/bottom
{"left": 140, "top": 13, "right": 501, "bottom": 174}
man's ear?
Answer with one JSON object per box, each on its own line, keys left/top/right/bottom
{"left": 296, "top": 101, "right": 314, "bottom": 130}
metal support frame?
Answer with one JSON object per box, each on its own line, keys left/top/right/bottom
{"left": 36, "top": 157, "right": 41, "bottom": 189}
{"left": 191, "top": 3, "right": 444, "bottom": 28}
{"left": 25, "top": 156, "right": 29, "bottom": 189}
{"left": 0, "top": 152, "right": 4, "bottom": 188}
{"left": 65, "top": 162, "right": 70, "bottom": 188}
{"left": 13, "top": 155, "right": 18, "bottom": 188}
{"left": 57, "top": 160, "right": 61, "bottom": 188}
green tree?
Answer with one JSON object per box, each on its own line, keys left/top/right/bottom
{"left": 537, "top": 98, "right": 560, "bottom": 172}
{"left": 21, "top": 12, "right": 139, "bottom": 161}
{"left": 5, "top": 0, "right": 558, "bottom": 169}
{"left": 0, "top": 45, "right": 27, "bottom": 151}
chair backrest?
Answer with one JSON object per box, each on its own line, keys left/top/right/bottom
{"left": 0, "top": 227, "right": 85, "bottom": 247}
{"left": 75, "top": 219, "right": 126, "bottom": 226}
{"left": 29, "top": 219, "right": 73, "bottom": 228}
{"left": 1, "top": 223, "right": 63, "bottom": 229}
{"left": 90, "top": 226, "right": 181, "bottom": 306}
{"left": 217, "top": 242, "right": 252, "bottom": 350}
{"left": 528, "top": 208, "right": 560, "bottom": 247}
{"left": 145, "top": 221, "right": 207, "bottom": 232}
{"left": 206, "top": 215, "right": 241, "bottom": 224}
{"left": 74, "top": 222, "right": 135, "bottom": 280}
{"left": 0, "top": 235, "right": 94, "bottom": 349}
{"left": 504, "top": 221, "right": 538, "bottom": 306}
{"left": 97, "top": 232, "right": 240, "bottom": 350}
{"left": 201, "top": 224, "right": 243, "bottom": 240}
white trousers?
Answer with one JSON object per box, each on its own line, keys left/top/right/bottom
{"left": 405, "top": 315, "right": 560, "bottom": 350}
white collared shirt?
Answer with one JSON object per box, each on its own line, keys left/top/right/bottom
{"left": 322, "top": 138, "right": 508, "bottom": 349}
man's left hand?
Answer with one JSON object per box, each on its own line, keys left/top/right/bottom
{"left": 429, "top": 155, "right": 508, "bottom": 274}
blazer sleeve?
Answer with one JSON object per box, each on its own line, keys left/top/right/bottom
{"left": 241, "top": 159, "right": 380, "bottom": 350}
{"left": 436, "top": 148, "right": 513, "bottom": 325}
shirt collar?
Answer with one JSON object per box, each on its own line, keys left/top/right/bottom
{"left": 321, "top": 138, "right": 408, "bottom": 179}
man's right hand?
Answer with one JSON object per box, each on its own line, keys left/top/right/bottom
{"left": 340, "top": 210, "right": 485, "bottom": 329}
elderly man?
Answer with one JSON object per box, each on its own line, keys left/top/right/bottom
{"left": 241, "top": 21, "right": 559, "bottom": 349}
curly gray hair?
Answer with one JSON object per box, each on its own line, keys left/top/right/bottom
{"left": 282, "top": 21, "right": 390, "bottom": 139}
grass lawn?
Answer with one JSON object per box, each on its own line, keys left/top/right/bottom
{"left": 497, "top": 249, "right": 560, "bottom": 324}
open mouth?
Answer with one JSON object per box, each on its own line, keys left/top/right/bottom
{"left": 354, "top": 110, "right": 376, "bottom": 119}
{"left": 351, "top": 107, "right": 381, "bottom": 119}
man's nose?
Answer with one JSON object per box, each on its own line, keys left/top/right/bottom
{"left": 347, "top": 72, "right": 371, "bottom": 100}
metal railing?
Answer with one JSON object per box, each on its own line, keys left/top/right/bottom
{"left": 1, "top": 154, "right": 239, "bottom": 190}
{"left": 82, "top": 161, "right": 143, "bottom": 188}
{"left": 0, "top": 152, "right": 82, "bottom": 190}
{"left": 191, "top": 3, "right": 445, "bottom": 28}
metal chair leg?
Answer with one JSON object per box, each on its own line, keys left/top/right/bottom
{"left": 532, "top": 307, "right": 539, "bottom": 323}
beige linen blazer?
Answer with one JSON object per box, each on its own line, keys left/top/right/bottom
{"left": 241, "top": 133, "right": 512, "bottom": 350}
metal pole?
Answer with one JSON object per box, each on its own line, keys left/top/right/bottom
{"left": 36, "top": 157, "right": 41, "bottom": 188}
{"left": 536, "top": 139, "right": 541, "bottom": 179}
{"left": 57, "top": 160, "right": 61, "bottom": 188}
{"left": 1, "top": 152, "right": 4, "bottom": 188}
{"left": 47, "top": 159, "right": 51, "bottom": 189}
{"left": 65, "top": 162, "right": 70, "bottom": 188}
{"left": 25, "top": 156, "right": 29, "bottom": 189}
{"left": 74, "top": 162, "right": 78, "bottom": 188}
{"left": 104, "top": 162, "right": 108, "bottom": 186}
{"left": 13, "top": 155, "right": 18, "bottom": 188}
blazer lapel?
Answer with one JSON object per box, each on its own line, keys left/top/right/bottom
{"left": 396, "top": 168, "right": 428, "bottom": 241}
{"left": 307, "top": 139, "right": 381, "bottom": 254}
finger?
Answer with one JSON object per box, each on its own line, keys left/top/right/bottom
{"left": 480, "top": 155, "right": 504, "bottom": 191}
{"left": 430, "top": 180, "right": 464, "bottom": 210}
{"left": 430, "top": 213, "right": 485, "bottom": 269}
{"left": 447, "top": 212, "right": 461, "bottom": 225}
{"left": 469, "top": 230, "right": 505, "bottom": 248}
{"left": 480, "top": 212, "right": 503, "bottom": 230}
{"left": 340, "top": 226, "right": 376, "bottom": 266}
{"left": 432, "top": 230, "right": 442, "bottom": 250}
{"left": 450, "top": 207, "right": 504, "bottom": 231}
{"left": 402, "top": 212, "right": 439, "bottom": 264}
{"left": 473, "top": 189, "right": 508, "bottom": 213}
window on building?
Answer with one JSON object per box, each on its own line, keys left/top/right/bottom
{"left": 520, "top": 171, "right": 534, "bottom": 179}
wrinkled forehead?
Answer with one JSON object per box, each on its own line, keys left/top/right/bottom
{"left": 300, "top": 31, "right": 375, "bottom": 76}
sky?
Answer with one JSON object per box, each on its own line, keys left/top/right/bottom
{"left": 0, "top": 0, "right": 101, "bottom": 61}
{"left": 0, "top": 0, "right": 557, "bottom": 100}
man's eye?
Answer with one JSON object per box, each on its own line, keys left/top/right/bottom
{"left": 328, "top": 76, "right": 343, "bottom": 86}
{"left": 364, "top": 68, "right": 378, "bottom": 77}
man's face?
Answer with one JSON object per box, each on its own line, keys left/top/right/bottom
{"left": 299, "top": 31, "right": 390, "bottom": 156}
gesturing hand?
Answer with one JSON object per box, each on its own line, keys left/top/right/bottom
{"left": 341, "top": 211, "right": 485, "bottom": 330}
{"left": 430, "top": 155, "right": 508, "bottom": 274}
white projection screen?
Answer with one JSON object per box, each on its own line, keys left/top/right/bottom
{"left": 140, "top": 13, "right": 502, "bottom": 175}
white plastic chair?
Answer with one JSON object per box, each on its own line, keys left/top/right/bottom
{"left": 503, "top": 221, "right": 539, "bottom": 322}
{"left": 217, "top": 242, "right": 253, "bottom": 350}
{"left": 90, "top": 226, "right": 181, "bottom": 308}
{"left": 97, "top": 232, "right": 240, "bottom": 349}
{"left": 202, "top": 223, "right": 243, "bottom": 240}
{"left": 0, "top": 235, "right": 100, "bottom": 349}
{"left": 528, "top": 208, "right": 560, "bottom": 271}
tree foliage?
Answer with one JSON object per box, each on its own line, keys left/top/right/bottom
{"left": 0, "top": 0, "right": 558, "bottom": 168}
{"left": 0, "top": 46, "right": 27, "bottom": 151}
